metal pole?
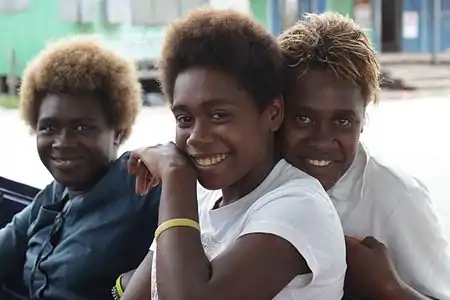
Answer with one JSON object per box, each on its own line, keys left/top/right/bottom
{"left": 7, "top": 48, "right": 17, "bottom": 96}
{"left": 269, "top": 0, "right": 282, "bottom": 35}
{"left": 420, "top": 0, "right": 428, "bottom": 52}
{"left": 432, "top": 0, "right": 442, "bottom": 64}
{"left": 311, "top": 0, "right": 317, "bottom": 13}
{"left": 373, "top": 0, "right": 382, "bottom": 53}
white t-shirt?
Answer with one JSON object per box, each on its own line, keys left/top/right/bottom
{"left": 150, "top": 159, "right": 346, "bottom": 300}
{"left": 329, "top": 142, "right": 450, "bottom": 300}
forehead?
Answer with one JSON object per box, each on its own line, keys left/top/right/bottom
{"left": 286, "top": 70, "right": 365, "bottom": 113}
{"left": 172, "top": 67, "right": 254, "bottom": 110}
{"left": 38, "top": 94, "right": 106, "bottom": 121}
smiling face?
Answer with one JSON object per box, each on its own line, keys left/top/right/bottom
{"left": 280, "top": 70, "right": 365, "bottom": 190}
{"left": 36, "top": 94, "right": 121, "bottom": 195}
{"left": 173, "top": 67, "right": 283, "bottom": 196}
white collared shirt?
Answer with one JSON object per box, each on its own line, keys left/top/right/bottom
{"left": 329, "top": 142, "right": 450, "bottom": 299}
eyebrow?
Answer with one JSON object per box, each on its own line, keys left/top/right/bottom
{"left": 171, "top": 97, "right": 236, "bottom": 112}
{"left": 37, "top": 117, "right": 98, "bottom": 123}
{"left": 292, "top": 105, "right": 357, "bottom": 117}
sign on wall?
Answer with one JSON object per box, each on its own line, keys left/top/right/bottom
{"left": 402, "top": 11, "right": 419, "bottom": 39}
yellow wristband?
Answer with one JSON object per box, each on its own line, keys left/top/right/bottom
{"left": 155, "top": 218, "right": 200, "bottom": 241}
{"left": 115, "top": 274, "right": 124, "bottom": 297}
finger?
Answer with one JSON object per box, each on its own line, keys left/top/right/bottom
{"left": 361, "top": 236, "right": 386, "bottom": 250}
{"left": 128, "top": 151, "right": 141, "bottom": 173}
{"left": 345, "top": 238, "right": 365, "bottom": 253}
{"left": 345, "top": 236, "right": 361, "bottom": 244}
{"left": 150, "top": 177, "right": 160, "bottom": 187}
{"left": 136, "top": 165, "right": 151, "bottom": 195}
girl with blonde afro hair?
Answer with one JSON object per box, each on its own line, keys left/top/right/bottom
{"left": 0, "top": 35, "right": 162, "bottom": 300}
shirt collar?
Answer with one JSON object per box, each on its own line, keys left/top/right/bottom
{"left": 328, "top": 142, "right": 369, "bottom": 202}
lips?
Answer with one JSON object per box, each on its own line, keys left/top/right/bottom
{"left": 51, "top": 157, "right": 83, "bottom": 169}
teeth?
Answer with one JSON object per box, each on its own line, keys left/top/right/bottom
{"left": 54, "top": 159, "right": 77, "bottom": 165}
{"left": 195, "top": 154, "right": 227, "bottom": 166}
{"left": 306, "top": 159, "right": 332, "bottom": 167}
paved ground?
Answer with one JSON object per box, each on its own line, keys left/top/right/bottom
{"left": 1, "top": 91, "right": 449, "bottom": 239}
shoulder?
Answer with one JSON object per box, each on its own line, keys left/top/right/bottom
{"left": 251, "top": 160, "right": 334, "bottom": 216}
{"left": 242, "top": 166, "right": 346, "bottom": 278}
{"left": 31, "top": 180, "right": 65, "bottom": 208}
{"left": 247, "top": 175, "right": 341, "bottom": 236}
{"left": 364, "top": 155, "right": 431, "bottom": 210}
{"left": 107, "top": 152, "right": 162, "bottom": 203}
{"left": 13, "top": 181, "right": 61, "bottom": 226}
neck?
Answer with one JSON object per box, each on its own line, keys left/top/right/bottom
{"left": 67, "top": 156, "right": 116, "bottom": 198}
{"left": 220, "top": 148, "right": 281, "bottom": 206}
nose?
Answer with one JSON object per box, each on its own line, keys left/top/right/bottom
{"left": 186, "top": 120, "right": 214, "bottom": 148}
{"left": 309, "top": 123, "right": 336, "bottom": 148}
{"left": 52, "top": 129, "right": 78, "bottom": 149}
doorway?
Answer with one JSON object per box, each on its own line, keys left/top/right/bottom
{"left": 381, "top": 0, "right": 403, "bottom": 52}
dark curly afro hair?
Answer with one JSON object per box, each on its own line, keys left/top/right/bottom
{"left": 19, "top": 35, "right": 142, "bottom": 142}
{"left": 158, "top": 8, "right": 284, "bottom": 109}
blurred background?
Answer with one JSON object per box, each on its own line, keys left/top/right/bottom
{"left": 0, "top": 0, "right": 449, "bottom": 238}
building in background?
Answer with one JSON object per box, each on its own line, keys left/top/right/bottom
{"left": 269, "top": 0, "right": 449, "bottom": 54}
{"left": 0, "top": 0, "right": 269, "bottom": 94}
{"left": 0, "top": 0, "right": 448, "bottom": 95}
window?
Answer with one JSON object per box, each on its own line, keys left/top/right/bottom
{"left": 0, "top": 0, "right": 29, "bottom": 14}
{"left": 59, "top": 0, "right": 96, "bottom": 23}
{"left": 131, "top": 0, "right": 208, "bottom": 26}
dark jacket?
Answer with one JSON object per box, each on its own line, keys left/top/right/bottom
{"left": 0, "top": 152, "right": 161, "bottom": 299}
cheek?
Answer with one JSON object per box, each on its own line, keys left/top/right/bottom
{"left": 36, "top": 136, "right": 52, "bottom": 157}
{"left": 87, "top": 133, "right": 116, "bottom": 159}
{"left": 280, "top": 127, "right": 309, "bottom": 151}
{"left": 339, "top": 132, "right": 360, "bottom": 158}
{"left": 175, "top": 128, "right": 189, "bottom": 151}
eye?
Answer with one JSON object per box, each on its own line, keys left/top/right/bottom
{"left": 175, "top": 115, "right": 193, "bottom": 128}
{"left": 295, "top": 114, "right": 312, "bottom": 125}
{"left": 75, "top": 124, "right": 92, "bottom": 131}
{"left": 38, "top": 124, "right": 56, "bottom": 133}
{"left": 335, "top": 118, "right": 352, "bottom": 127}
{"left": 210, "top": 111, "right": 229, "bottom": 122}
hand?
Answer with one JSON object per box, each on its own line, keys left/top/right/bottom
{"left": 344, "top": 236, "right": 405, "bottom": 300}
{"left": 128, "top": 142, "right": 194, "bottom": 195}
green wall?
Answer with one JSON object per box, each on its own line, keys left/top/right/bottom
{"left": 326, "top": 0, "right": 354, "bottom": 17}
{"left": 0, "top": 0, "right": 94, "bottom": 76}
{"left": 250, "top": 0, "right": 269, "bottom": 28}
{"left": 327, "top": 0, "right": 374, "bottom": 46}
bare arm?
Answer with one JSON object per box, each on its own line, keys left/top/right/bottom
{"left": 121, "top": 252, "right": 153, "bottom": 300}
{"left": 120, "top": 269, "right": 136, "bottom": 291}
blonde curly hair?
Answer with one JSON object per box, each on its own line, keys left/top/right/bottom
{"left": 278, "top": 12, "right": 381, "bottom": 104}
{"left": 19, "top": 35, "right": 142, "bottom": 142}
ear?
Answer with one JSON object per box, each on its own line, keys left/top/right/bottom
{"left": 361, "top": 110, "right": 368, "bottom": 133}
{"left": 114, "top": 130, "right": 124, "bottom": 146}
{"left": 264, "top": 96, "right": 285, "bottom": 132}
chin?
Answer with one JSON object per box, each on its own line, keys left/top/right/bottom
{"left": 197, "top": 176, "right": 226, "bottom": 191}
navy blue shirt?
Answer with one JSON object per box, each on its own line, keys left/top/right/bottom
{"left": 0, "top": 152, "right": 161, "bottom": 299}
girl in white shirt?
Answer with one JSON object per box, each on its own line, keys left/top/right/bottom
{"left": 120, "top": 8, "right": 346, "bottom": 300}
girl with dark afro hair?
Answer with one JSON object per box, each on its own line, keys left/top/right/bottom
{"left": 120, "top": 8, "right": 346, "bottom": 300}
